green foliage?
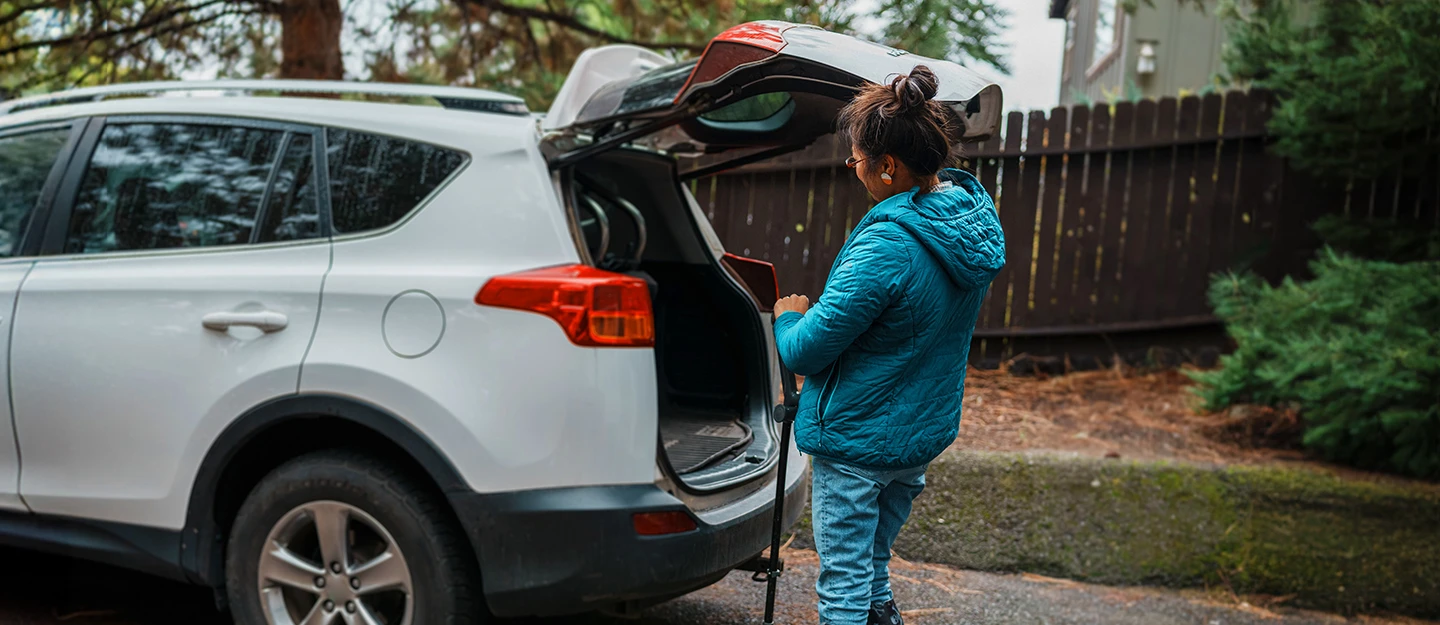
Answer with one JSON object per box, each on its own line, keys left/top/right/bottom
{"left": 874, "top": 0, "right": 1008, "bottom": 74}
{"left": 0, "top": 0, "right": 270, "bottom": 95}
{"left": 1220, "top": 0, "right": 1440, "bottom": 179}
{"left": 1205, "top": 1, "right": 1440, "bottom": 478}
{"left": 1189, "top": 247, "right": 1440, "bottom": 478}
{"left": 1311, "top": 214, "right": 1440, "bottom": 263}
{"left": 1122, "top": 77, "right": 1143, "bottom": 103}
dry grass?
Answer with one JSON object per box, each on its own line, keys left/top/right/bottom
{"left": 954, "top": 365, "right": 1309, "bottom": 467}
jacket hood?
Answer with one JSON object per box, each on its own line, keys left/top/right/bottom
{"left": 860, "top": 168, "right": 1006, "bottom": 289}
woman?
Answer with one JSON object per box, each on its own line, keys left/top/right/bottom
{"left": 772, "top": 66, "right": 1006, "bottom": 625}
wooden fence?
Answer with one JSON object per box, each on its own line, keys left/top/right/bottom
{"left": 687, "top": 90, "right": 1440, "bottom": 366}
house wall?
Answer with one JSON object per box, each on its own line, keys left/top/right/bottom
{"left": 1057, "top": 0, "right": 1099, "bottom": 105}
{"left": 1080, "top": 27, "right": 1128, "bottom": 104}
{"left": 1129, "top": 1, "right": 1228, "bottom": 100}
{"left": 1057, "top": 0, "right": 1229, "bottom": 106}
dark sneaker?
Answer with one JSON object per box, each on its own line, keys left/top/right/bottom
{"left": 867, "top": 599, "right": 904, "bottom": 625}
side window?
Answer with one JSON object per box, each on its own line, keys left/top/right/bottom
{"left": 0, "top": 127, "right": 70, "bottom": 257}
{"left": 326, "top": 129, "right": 465, "bottom": 235}
{"left": 67, "top": 123, "right": 282, "bottom": 254}
{"left": 258, "top": 135, "right": 320, "bottom": 243}
{"left": 1092, "top": 0, "right": 1118, "bottom": 65}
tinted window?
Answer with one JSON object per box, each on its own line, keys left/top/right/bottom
{"left": 613, "top": 60, "right": 696, "bottom": 117}
{"left": 0, "top": 128, "right": 69, "bottom": 257}
{"left": 326, "top": 129, "right": 465, "bottom": 234}
{"left": 700, "top": 92, "right": 793, "bottom": 123}
{"left": 68, "top": 123, "right": 281, "bottom": 254}
{"left": 258, "top": 135, "right": 320, "bottom": 243}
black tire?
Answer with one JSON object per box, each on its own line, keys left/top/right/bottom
{"left": 225, "top": 450, "right": 481, "bottom": 625}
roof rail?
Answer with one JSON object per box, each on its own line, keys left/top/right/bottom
{"left": 0, "top": 79, "right": 531, "bottom": 116}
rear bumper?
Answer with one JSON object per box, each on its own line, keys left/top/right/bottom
{"left": 450, "top": 466, "right": 809, "bottom": 618}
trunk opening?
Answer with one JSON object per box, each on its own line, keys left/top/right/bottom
{"left": 565, "top": 149, "right": 777, "bottom": 491}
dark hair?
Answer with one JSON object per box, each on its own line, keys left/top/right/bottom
{"left": 837, "top": 65, "right": 956, "bottom": 177}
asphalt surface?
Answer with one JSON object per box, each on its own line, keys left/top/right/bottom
{"left": 0, "top": 547, "right": 1422, "bottom": 625}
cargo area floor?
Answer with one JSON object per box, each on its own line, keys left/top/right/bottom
{"left": 660, "top": 411, "right": 754, "bottom": 474}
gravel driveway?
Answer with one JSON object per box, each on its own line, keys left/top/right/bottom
{"left": 0, "top": 547, "right": 1422, "bottom": 625}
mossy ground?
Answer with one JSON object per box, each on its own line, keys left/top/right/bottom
{"left": 787, "top": 451, "right": 1440, "bottom": 618}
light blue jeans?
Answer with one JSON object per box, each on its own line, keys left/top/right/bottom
{"left": 810, "top": 455, "right": 928, "bottom": 625}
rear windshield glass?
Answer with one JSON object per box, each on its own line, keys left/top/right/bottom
{"left": 326, "top": 129, "right": 466, "bottom": 235}
{"left": 614, "top": 60, "right": 697, "bottom": 117}
{"left": 700, "top": 92, "right": 793, "bottom": 123}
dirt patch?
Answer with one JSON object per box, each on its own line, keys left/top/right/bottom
{"left": 952, "top": 366, "right": 1440, "bottom": 488}
{"left": 959, "top": 366, "right": 1225, "bottom": 463}
{"left": 957, "top": 367, "right": 1299, "bottom": 464}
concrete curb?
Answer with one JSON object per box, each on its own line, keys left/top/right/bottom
{"left": 789, "top": 450, "right": 1440, "bottom": 618}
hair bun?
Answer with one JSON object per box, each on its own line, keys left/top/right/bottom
{"left": 886, "top": 65, "right": 940, "bottom": 116}
{"left": 837, "top": 63, "right": 956, "bottom": 177}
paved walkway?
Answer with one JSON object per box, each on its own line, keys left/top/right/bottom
{"left": 0, "top": 547, "right": 1424, "bottom": 625}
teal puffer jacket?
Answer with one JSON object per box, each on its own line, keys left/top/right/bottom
{"left": 774, "top": 168, "right": 1005, "bottom": 469}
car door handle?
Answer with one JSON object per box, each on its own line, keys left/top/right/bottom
{"left": 202, "top": 311, "right": 288, "bottom": 332}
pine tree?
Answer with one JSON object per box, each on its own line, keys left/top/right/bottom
{"left": 1221, "top": 0, "right": 1440, "bottom": 179}
{"left": 1190, "top": 223, "right": 1440, "bottom": 478}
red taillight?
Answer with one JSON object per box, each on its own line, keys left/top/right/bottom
{"left": 632, "top": 511, "right": 698, "bottom": 536}
{"left": 722, "top": 253, "right": 779, "bottom": 312}
{"left": 476, "top": 265, "right": 655, "bottom": 347}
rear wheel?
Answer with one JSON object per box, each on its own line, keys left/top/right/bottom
{"left": 226, "top": 450, "right": 480, "bottom": 625}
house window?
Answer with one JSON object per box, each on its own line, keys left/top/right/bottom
{"left": 1063, "top": 8, "right": 1078, "bottom": 79}
{"left": 1092, "top": 0, "right": 1119, "bottom": 67}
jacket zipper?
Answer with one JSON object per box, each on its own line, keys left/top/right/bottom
{"left": 816, "top": 355, "right": 842, "bottom": 425}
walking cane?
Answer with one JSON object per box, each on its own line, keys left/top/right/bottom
{"left": 761, "top": 351, "right": 801, "bottom": 625}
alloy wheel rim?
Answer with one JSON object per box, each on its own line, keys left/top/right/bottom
{"left": 257, "top": 500, "right": 413, "bottom": 625}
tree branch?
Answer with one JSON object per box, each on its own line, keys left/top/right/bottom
{"left": 65, "top": 35, "right": 153, "bottom": 88}
{"left": 14, "top": 4, "right": 265, "bottom": 93}
{"left": 520, "top": 16, "right": 544, "bottom": 69}
{"left": 0, "top": 0, "right": 240, "bottom": 58}
{"left": 219, "top": 0, "right": 283, "bottom": 11}
{"left": 0, "top": 0, "right": 51, "bottom": 30}
{"left": 456, "top": 0, "right": 705, "bottom": 53}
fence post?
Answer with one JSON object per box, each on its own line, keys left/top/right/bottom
{"left": 1095, "top": 100, "right": 1135, "bottom": 325}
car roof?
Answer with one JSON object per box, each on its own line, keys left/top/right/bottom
{"left": 0, "top": 92, "right": 536, "bottom": 154}
{"left": 0, "top": 79, "right": 527, "bottom": 115}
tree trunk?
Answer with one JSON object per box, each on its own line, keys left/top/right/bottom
{"left": 279, "top": 0, "right": 343, "bottom": 80}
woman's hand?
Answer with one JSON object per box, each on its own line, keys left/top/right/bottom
{"left": 774, "top": 294, "right": 810, "bottom": 317}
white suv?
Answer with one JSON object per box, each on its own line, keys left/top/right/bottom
{"left": 0, "top": 21, "right": 998, "bottom": 624}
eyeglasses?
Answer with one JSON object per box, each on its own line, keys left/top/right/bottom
{"left": 845, "top": 156, "right": 867, "bottom": 169}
